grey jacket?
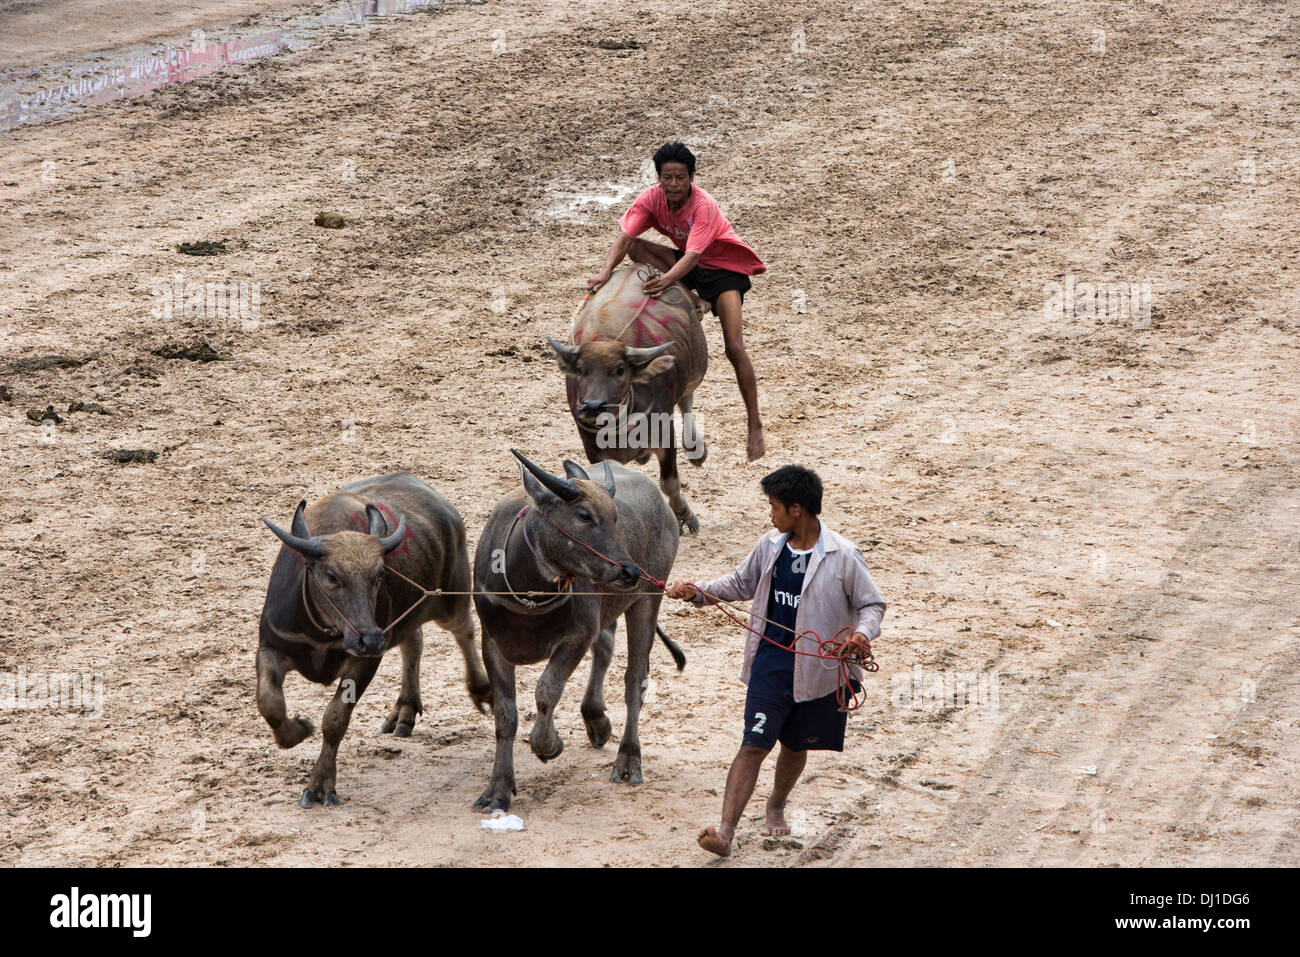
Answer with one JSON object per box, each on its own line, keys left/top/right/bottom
{"left": 691, "top": 522, "right": 886, "bottom": 702}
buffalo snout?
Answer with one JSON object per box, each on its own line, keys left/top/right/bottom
{"left": 613, "top": 562, "right": 640, "bottom": 589}
{"left": 343, "top": 628, "right": 387, "bottom": 657}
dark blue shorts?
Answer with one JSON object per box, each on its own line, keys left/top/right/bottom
{"left": 671, "top": 247, "right": 751, "bottom": 312}
{"left": 741, "top": 681, "right": 860, "bottom": 752}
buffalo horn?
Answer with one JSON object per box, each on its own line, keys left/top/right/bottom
{"left": 547, "top": 336, "right": 580, "bottom": 362}
{"left": 623, "top": 341, "right": 674, "bottom": 367}
{"left": 263, "top": 510, "right": 325, "bottom": 559}
{"left": 511, "top": 448, "right": 581, "bottom": 502}
{"left": 379, "top": 514, "right": 407, "bottom": 554}
{"left": 365, "top": 503, "right": 387, "bottom": 537}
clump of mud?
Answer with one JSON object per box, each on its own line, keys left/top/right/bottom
{"left": 26, "top": 404, "right": 62, "bottom": 424}
{"left": 102, "top": 449, "right": 158, "bottom": 464}
{"left": 314, "top": 212, "right": 345, "bottom": 229}
{"left": 177, "top": 240, "right": 227, "bottom": 256}
{"left": 7, "top": 354, "right": 97, "bottom": 373}
{"left": 68, "top": 401, "right": 112, "bottom": 415}
{"left": 152, "top": 341, "right": 226, "bottom": 362}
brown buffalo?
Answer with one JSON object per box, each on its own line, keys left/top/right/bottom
{"left": 471, "top": 450, "right": 684, "bottom": 812}
{"left": 257, "top": 472, "right": 489, "bottom": 807}
{"left": 549, "top": 263, "right": 708, "bottom": 532}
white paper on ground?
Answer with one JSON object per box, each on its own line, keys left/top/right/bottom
{"left": 480, "top": 814, "right": 525, "bottom": 831}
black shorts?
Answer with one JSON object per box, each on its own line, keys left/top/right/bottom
{"left": 740, "top": 681, "right": 861, "bottom": 753}
{"left": 671, "top": 248, "right": 752, "bottom": 312}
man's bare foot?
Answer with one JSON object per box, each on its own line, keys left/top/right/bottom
{"left": 747, "top": 427, "right": 766, "bottom": 462}
{"left": 697, "top": 825, "right": 732, "bottom": 857}
{"left": 761, "top": 805, "right": 790, "bottom": 836}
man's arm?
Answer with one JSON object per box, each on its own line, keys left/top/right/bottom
{"left": 642, "top": 250, "right": 698, "bottom": 296}
{"left": 842, "top": 547, "right": 886, "bottom": 654}
{"left": 667, "top": 536, "right": 769, "bottom": 605}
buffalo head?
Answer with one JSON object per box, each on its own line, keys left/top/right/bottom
{"left": 511, "top": 449, "right": 641, "bottom": 591}
{"left": 262, "top": 501, "right": 406, "bottom": 656}
{"left": 548, "top": 338, "right": 675, "bottom": 429}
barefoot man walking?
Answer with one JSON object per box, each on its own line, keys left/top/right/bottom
{"left": 588, "top": 141, "right": 769, "bottom": 461}
{"left": 666, "top": 465, "right": 886, "bottom": 857}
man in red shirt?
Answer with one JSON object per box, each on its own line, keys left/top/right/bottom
{"left": 587, "top": 141, "right": 768, "bottom": 461}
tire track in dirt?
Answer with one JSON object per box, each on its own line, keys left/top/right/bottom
{"left": 807, "top": 455, "right": 1299, "bottom": 865}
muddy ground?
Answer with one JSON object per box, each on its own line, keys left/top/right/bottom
{"left": 1, "top": 0, "right": 1297, "bottom": 867}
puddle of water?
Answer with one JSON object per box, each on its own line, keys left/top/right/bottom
{"left": 1, "top": 0, "right": 463, "bottom": 132}
{"left": 543, "top": 181, "right": 646, "bottom": 223}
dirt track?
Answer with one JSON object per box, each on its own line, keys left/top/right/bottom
{"left": 1, "top": 0, "right": 1298, "bottom": 866}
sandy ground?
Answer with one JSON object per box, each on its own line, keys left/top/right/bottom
{"left": 1, "top": 0, "right": 1298, "bottom": 867}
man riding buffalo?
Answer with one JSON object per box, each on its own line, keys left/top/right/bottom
{"left": 588, "top": 141, "right": 768, "bottom": 462}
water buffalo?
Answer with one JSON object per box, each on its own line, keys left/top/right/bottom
{"left": 471, "top": 450, "right": 684, "bottom": 812}
{"left": 256, "top": 472, "right": 490, "bottom": 807}
{"left": 549, "top": 263, "right": 708, "bottom": 533}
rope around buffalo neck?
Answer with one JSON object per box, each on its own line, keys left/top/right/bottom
{"left": 495, "top": 506, "right": 572, "bottom": 609}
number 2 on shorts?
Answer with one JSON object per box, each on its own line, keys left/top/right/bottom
{"left": 750, "top": 711, "right": 768, "bottom": 734}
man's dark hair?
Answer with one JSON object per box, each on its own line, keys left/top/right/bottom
{"left": 761, "top": 465, "right": 823, "bottom": 515}
{"left": 653, "top": 141, "right": 696, "bottom": 176}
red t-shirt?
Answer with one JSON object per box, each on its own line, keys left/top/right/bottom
{"left": 619, "top": 184, "right": 766, "bottom": 276}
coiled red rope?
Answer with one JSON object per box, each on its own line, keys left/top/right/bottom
{"left": 686, "top": 582, "right": 878, "bottom": 712}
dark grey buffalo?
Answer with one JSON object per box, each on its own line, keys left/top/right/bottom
{"left": 471, "top": 450, "right": 684, "bottom": 812}
{"left": 257, "top": 472, "right": 490, "bottom": 807}
{"left": 549, "top": 263, "right": 708, "bottom": 533}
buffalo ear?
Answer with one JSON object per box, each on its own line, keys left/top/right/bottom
{"left": 290, "top": 500, "right": 312, "bottom": 538}
{"left": 631, "top": 355, "right": 674, "bottom": 383}
{"left": 562, "top": 460, "right": 587, "bottom": 481}
{"left": 365, "top": 504, "right": 388, "bottom": 537}
{"left": 625, "top": 341, "right": 675, "bottom": 383}
{"left": 548, "top": 337, "right": 581, "bottom": 376}
{"left": 519, "top": 462, "right": 560, "bottom": 507}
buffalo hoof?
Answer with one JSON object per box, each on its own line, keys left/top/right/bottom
{"left": 609, "top": 764, "right": 644, "bottom": 785}
{"left": 583, "top": 712, "right": 613, "bottom": 748}
{"left": 298, "top": 788, "right": 340, "bottom": 808}
{"left": 679, "top": 512, "right": 700, "bottom": 536}
{"left": 275, "top": 716, "right": 314, "bottom": 749}
{"left": 530, "top": 733, "right": 566, "bottom": 764}
{"left": 468, "top": 680, "right": 494, "bottom": 715}
{"left": 532, "top": 736, "right": 564, "bottom": 763}
{"left": 392, "top": 722, "right": 413, "bottom": 738}
{"left": 684, "top": 442, "right": 708, "bottom": 467}
{"left": 473, "top": 790, "right": 511, "bottom": 813}
{"left": 610, "top": 749, "right": 644, "bottom": 785}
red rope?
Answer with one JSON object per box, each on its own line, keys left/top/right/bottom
{"left": 688, "top": 582, "right": 878, "bottom": 712}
